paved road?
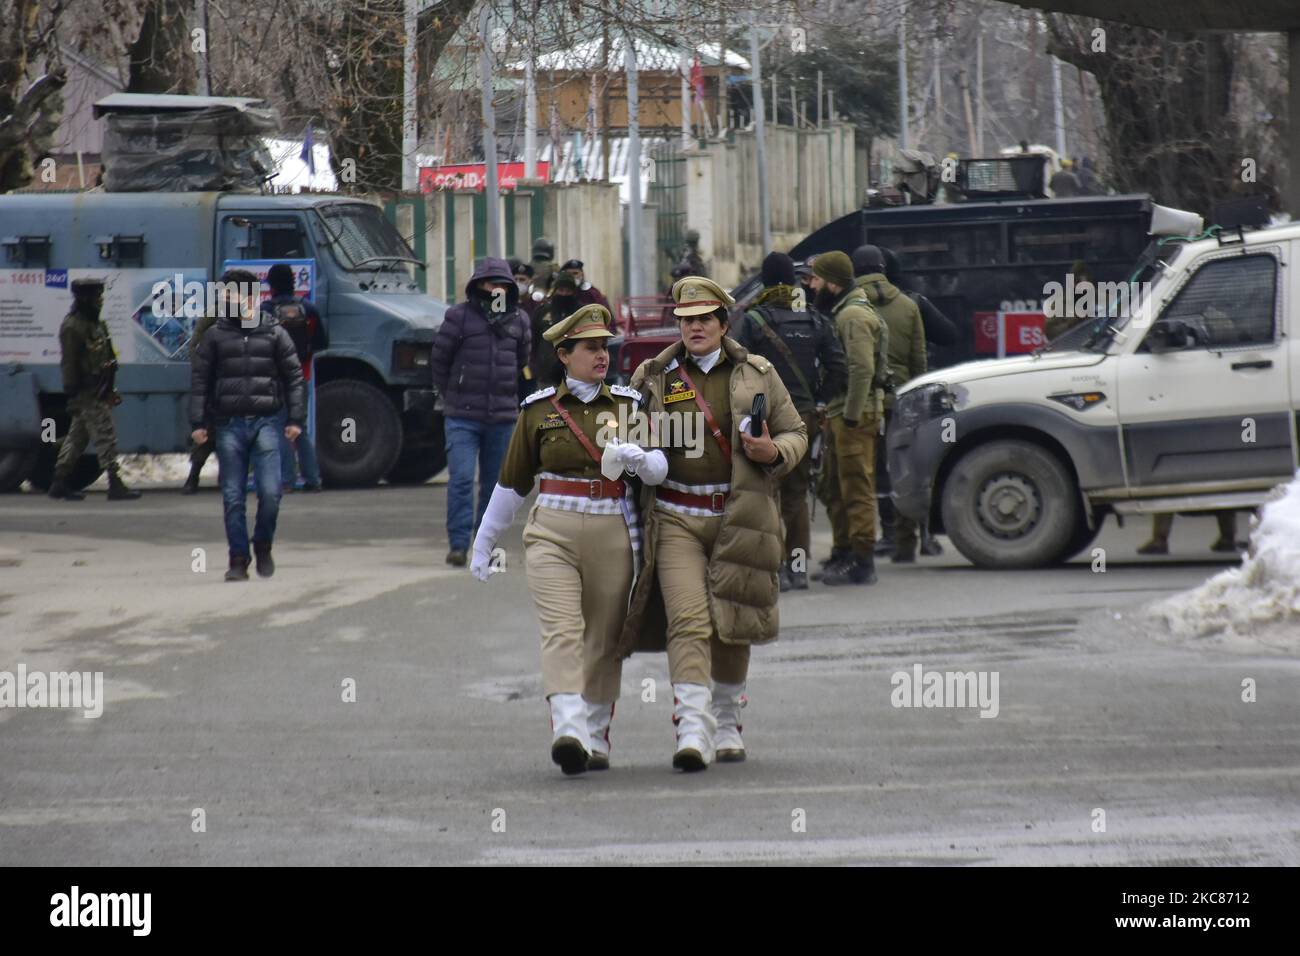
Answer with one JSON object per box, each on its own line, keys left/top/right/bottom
{"left": 1, "top": 483, "right": 1297, "bottom": 865}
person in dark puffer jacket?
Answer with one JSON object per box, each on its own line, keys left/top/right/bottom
{"left": 429, "top": 256, "right": 530, "bottom": 566}
{"left": 190, "top": 269, "right": 306, "bottom": 582}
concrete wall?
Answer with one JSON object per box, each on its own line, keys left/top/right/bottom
{"left": 542, "top": 181, "right": 625, "bottom": 301}
{"left": 683, "top": 121, "right": 858, "bottom": 286}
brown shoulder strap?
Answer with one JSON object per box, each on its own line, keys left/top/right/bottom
{"left": 547, "top": 395, "right": 603, "bottom": 464}
{"left": 674, "top": 364, "right": 732, "bottom": 460}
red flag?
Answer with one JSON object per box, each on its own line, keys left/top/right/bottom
{"left": 691, "top": 58, "right": 706, "bottom": 107}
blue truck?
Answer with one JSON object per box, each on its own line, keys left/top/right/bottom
{"left": 0, "top": 190, "right": 446, "bottom": 491}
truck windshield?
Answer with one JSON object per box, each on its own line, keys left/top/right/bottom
{"left": 1046, "top": 240, "right": 1184, "bottom": 353}
{"left": 315, "top": 203, "right": 420, "bottom": 272}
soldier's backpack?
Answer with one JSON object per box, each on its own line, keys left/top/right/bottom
{"left": 272, "top": 296, "right": 308, "bottom": 330}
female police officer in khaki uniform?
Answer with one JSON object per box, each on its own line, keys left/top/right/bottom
{"left": 619, "top": 277, "right": 807, "bottom": 771}
{"left": 471, "top": 304, "right": 668, "bottom": 775}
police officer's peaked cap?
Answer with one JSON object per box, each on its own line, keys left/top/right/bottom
{"left": 543, "top": 303, "right": 615, "bottom": 344}
{"left": 71, "top": 278, "right": 106, "bottom": 295}
{"left": 561, "top": 258, "right": 584, "bottom": 271}
{"left": 532, "top": 236, "right": 555, "bottom": 260}
{"left": 684, "top": 228, "right": 700, "bottom": 244}
{"left": 671, "top": 276, "right": 734, "bottom": 317}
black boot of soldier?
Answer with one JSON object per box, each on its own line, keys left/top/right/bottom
{"left": 106, "top": 467, "right": 141, "bottom": 500}
{"left": 48, "top": 477, "right": 85, "bottom": 501}
{"left": 822, "top": 551, "right": 877, "bottom": 586}
{"left": 811, "top": 547, "right": 851, "bottom": 581}
{"left": 875, "top": 498, "right": 897, "bottom": 555}
{"left": 253, "top": 541, "right": 275, "bottom": 578}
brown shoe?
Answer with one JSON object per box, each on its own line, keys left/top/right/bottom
{"left": 587, "top": 752, "right": 610, "bottom": 771}
{"left": 446, "top": 549, "right": 467, "bottom": 567}
{"left": 672, "top": 747, "right": 708, "bottom": 772}
{"left": 716, "top": 748, "right": 746, "bottom": 763}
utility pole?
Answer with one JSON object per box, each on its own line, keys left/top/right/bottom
{"left": 976, "top": 25, "right": 985, "bottom": 155}
{"left": 478, "top": 3, "right": 501, "bottom": 257}
{"left": 1052, "top": 55, "right": 1066, "bottom": 158}
{"left": 524, "top": 13, "right": 537, "bottom": 179}
{"left": 749, "top": 12, "right": 770, "bottom": 254}
{"left": 402, "top": 0, "right": 418, "bottom": 192}
{"left": 898, "top": 8, "right": 909, "bottom": 151}
{"left": 626, "top": 32, "right": 643, "bottom": 297}
{"left": 681, "top": 46, "right": 692, "bottom": 150}
{"left": 195, "top": 0, "right": 211, "bottom": 95}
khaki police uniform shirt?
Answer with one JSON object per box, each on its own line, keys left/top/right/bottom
{"left": 662, "top": 354, "right": 734, "bottom": 486}
{"left": 498, "top": 380, "right": 639, "bottom": 496}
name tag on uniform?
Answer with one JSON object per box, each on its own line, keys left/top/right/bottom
{"left": 664, "top": 380, "right": 696, "bottom": 404}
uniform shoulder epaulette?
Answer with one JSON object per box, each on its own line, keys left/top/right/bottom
{"left": 609, "top": 384, "right": 643, "bottom": 404}
{"left": 745, "top": 353, "right": 772, "bottom": 374}
{"left": 521, "top": 385, "right": 556, "bottom": 407}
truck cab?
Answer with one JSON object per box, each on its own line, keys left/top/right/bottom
{"left": 886, "top": 220, "right": 1300, "bottom": 568}
{"left": 0, "top": 191, "right": 446, "bottom": 490}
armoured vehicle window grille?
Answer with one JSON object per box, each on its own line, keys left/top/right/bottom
{"left": 1010, "top": 221, "right": 1143, "bottom": 266}
{"left": 318, "top": 204, "right": 414, "bottom": 270}
{"left": 260, "top": 223, "right": 305, "bottom": 259}
{"left": 1161, "top": 255, "right": 1276, "bottom": 348}
{"left": 870, "top": 225, "right": 1000, "bottom": 269}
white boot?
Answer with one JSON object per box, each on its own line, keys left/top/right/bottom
{"left": 585, "top": 699, "right": 615, "bottom": 771}
{"left": 548, "top": 693, "right": 591, "bottom": 776}
{"left": 712, "top": 681, "right": 747, "bottom": 762}
{"left": 672, "top": 682, "right": 716, "bottom": 772}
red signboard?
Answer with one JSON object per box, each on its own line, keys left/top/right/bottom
{"left": 973, "top": 310, "right": 1047, "bottom": 356}
{"left": 419, "top": 162, "right": 550, "bottom": 193}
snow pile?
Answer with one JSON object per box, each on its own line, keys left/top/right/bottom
{"left": 1151, "top": 473, "right": 1300, "bottom": 645}
{"left": 87, "top": 454, "right": 217, "bottom": 488}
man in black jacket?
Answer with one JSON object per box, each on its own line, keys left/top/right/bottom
{"left": 733, "top": 252, "right": 847, "bottom": 590}
{"left": 190, "top": 269, "right": 306, "bottom": 581}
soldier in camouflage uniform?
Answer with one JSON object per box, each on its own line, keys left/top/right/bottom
{"left": 49, "top": 279, "right": 141, "bottom": 501}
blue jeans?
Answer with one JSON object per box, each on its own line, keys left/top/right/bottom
{"left": 277, "top": 381, "right": 321, "bottom": 487}
{"left": 216, "top": 415, "right": 283, "bottom": 558}
{"left": 444, "top": 415, "right": 514, "bottom": 552}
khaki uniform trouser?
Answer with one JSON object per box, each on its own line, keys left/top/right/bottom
{"left": 826, "top": 414, "right": 879, "bottom": 555}
{"left": 523, "top": 505, "right": 632, "bottom": 703}
{"left": 656, "top": 508, "right": 751, "bottom": 687}
{"left": 55, "top": 391, "right": 119, "bottom": 479}
{"left": 777, "top": 411, "right": 819, "bottom": 566}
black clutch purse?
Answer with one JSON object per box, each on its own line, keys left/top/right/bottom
{"left": 750, "top": 393, "right": 767, "bottom": 437}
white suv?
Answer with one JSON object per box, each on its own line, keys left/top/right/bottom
{"left": 887, "top": 217, "right": 1299, "bottom": 568}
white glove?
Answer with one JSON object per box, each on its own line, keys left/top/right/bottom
{"left": 618, "top": 443, "right": 647, "bottom": 472}
{"left": 637, "top": 449, "right": 668, "bottom": 486}
{"left": 470, "top": 483, "right": 527, "bottom": 582}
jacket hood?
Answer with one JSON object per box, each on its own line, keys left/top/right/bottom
{"left": 856, "top": 272, "right": 899, "bottom": 306}
{"left": 464, "top": 256, "right": 520, "bottom": 308}
{"left": 833, "top": 284, "right": 871, "bottom": 313}
{"left": 214, "top": 313, "right": 278, "bottom": 332}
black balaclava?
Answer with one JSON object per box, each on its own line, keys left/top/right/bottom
{"left": 72, "top": 287, "right": 103, "bottom": 322}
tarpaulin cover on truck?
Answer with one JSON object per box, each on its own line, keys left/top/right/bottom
{"left": 100, "top": 103, "right": 278, "bottom": 193}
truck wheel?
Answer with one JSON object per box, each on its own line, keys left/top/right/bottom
{"left": 940, "top": 440, "right": 1080, "bottom": 569}
{"left": 27, "top": 447, "right": 104, "bottom": 492}
{"left": 316, "top": 380, "right": 403, "bottom": 487}
{"left": 386, "top": 415, "right": 447, "bottom": 484}
{"left": 0, "top": 448, "right": 38, "bottom": 493}
{"left": 1058, "top": 513, "right": 1106, "bottom": 564}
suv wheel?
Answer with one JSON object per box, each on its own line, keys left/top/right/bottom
{"left": 941, "top": 439, "right": 1080, "bottom": 569}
